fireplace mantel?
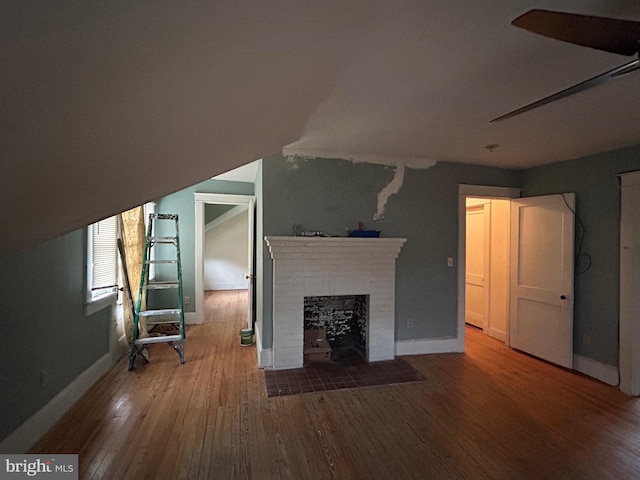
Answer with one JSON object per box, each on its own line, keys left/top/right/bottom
{"left": 265, "top": 236, "right": 406, "bottom": 369}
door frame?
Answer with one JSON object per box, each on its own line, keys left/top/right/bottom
{"left": 194, "top": 192, "right": 256, "bottom": 326}
{"left": 457, "top": 184, "right": 521, "bottom": 351}
{"left": 619, "top": 171, "right": 640, "bottom": 395}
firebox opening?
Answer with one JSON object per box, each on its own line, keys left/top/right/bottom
{"left": 303, "top": 295, "right": 368, "bottom": 364}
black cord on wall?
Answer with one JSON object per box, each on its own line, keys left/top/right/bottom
{"left": 561, "top": 193, "right": 592, "bottom": 275}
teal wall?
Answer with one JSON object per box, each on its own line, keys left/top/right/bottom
{"left": 520, "top": 144, "right": 640, "bottom": 367}
{"left": 4, "top": 143, "right": 638, "bottom": 447}
{"left": 0, "top": 229, "right": 110, "bottom": 443}
{"left": 259, "top": 153, "right": 521, "bottom": 349}
{"left": 152, "top": 179, "right": 254, "bottom": 311}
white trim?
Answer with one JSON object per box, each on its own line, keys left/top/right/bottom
{"left": 184, "top": 312, "right": 197, "bottom": 325}
{"left": 84, "top": 292, "right": 117, "bottom": 316}
{"left": 573, "top": 354, "right": 619, "bottom": 387}
{"left": 194, "top": 193, "right": 253, "bottom": 204}
{"left": 0, "top": 353, "right": 112, "bottom": 454}
{"left": 259, "top": 348, "right": 273, "bottom": 369}
{"left": 618, "top": 171, "right": 640, "bottom": 395}
{"left": 484, "top": 327, "right": 506, "bottom": 343}
{"left": 395, "top": 337, "right": 462, "bottom": 356}
{"left": 618, "top": 170, "right": 640, "bottom": 187}
{"left": 255, "top": 322, "right": 273, "bottom": 368}
{"left": 206, "top": 282, "right": 249, "bottom": 291}
{"left": 458, "top": 184, "right": 521, "bottom": 198}
{"left": 194, "top": 193, "right": 255, "bottom": 327}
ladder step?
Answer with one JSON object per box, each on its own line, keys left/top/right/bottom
{"left": 144, "top": 281, "right": 179, "bottom": 290}
{"left": 149, "top": 236, "right": 177, "bottom": 240}
{"left": 138, "top": 309, "right": 181, "bottom": 317}
{"left": 135, "top": 334, "right": 182, "bottom": 345}
{"left": 149, "top": 236, "right": 177, "bottom": 244}
{"left": 147, "top": 318, "right": 181, "bottom": 325}
{"left": 130, "top": 212, "right": 185, "bottom": 370}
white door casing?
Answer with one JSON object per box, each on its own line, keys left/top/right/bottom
{"left": 510, "top": 193, "right": 575, "bottom": 368}
{"left": 619, "top": 171, "right": 640, "bottom": 395}
{"left": 194, "top": 193, "right": 255, "bottom": 327}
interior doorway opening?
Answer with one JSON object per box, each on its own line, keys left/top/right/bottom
{"left": 459, "top": 185, "right": 577, "bottom": 373}
{"left": 457, "top": 184, "right": 520, "bottom": 352}
{"left": 464, "top": 197, "right": 511, "bottom": 343}
{"left": 194, "top": 193, "right": 255, "bottom": 329}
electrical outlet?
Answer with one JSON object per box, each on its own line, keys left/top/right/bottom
{"left": 447, "top": 257, "right": 454, "bottom": 268}
{"left": 184, "top": 296, "right": 190, "bottom": 305}
{"left": 407, "top": 318, "right": 413, "bottom": 328}
{"left": 40, "top": 368, "right": 49, "bottom": 387}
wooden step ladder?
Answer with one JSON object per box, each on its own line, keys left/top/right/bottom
{"left": 128, "top": 213, "right": 185, "bottom": 370}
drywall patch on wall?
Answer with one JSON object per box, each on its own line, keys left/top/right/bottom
{"left": 282, "top": 148, "right": 436, "bottom": 170}
{"left": 374, "top": 163, "right": 404, "bottom": 220}
{"left": 282, "top": 150, "right": 436, "bottom": 220}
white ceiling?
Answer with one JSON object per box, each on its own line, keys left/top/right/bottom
{"left": 2, "top": 0, "right": 640, "bottom": 255}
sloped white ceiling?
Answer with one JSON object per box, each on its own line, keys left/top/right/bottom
{"left": 2, "top": 1, "right": 640, "bottom": 255}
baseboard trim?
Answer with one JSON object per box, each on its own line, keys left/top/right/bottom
{"left": 395, "top": 336, "right": 462, "bottom": 356}
{"left": 255, "top": 323, "right": 273, "bottom": 368}
{"left": 484, "top": 327, "right": 506, "bottom": 343}
{"left": 0, "top": 353, "right": 112, "bottom": 454}
{"left": 573, "top": 354, "right": 619, "bottom": 386}
{"left": 205, "top": 282, "right": 249, "bottom": 291}
{"left": 184, "top": 312, "right": 198, "bottom": 325}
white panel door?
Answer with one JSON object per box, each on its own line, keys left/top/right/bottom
{"left": 510, "top": 194, "right": 575, "bottom": 368}
{"left": 465, "top": 204, "right": 488, "bottom": 328}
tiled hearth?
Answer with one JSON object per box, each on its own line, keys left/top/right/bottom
{"left": 264, "top": 356, "right": 423, "bottom": 397}
{"left": 265, "top": 236, "right": 406, "bottom": 370}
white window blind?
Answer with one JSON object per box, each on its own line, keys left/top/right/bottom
{"left": 89, "top": 216, "right": 118, "bottom": 293}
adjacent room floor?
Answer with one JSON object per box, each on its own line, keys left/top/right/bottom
{"left": 31, "top": 290, "right": 640, "bottom": 479}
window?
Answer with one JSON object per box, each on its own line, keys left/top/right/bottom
{"left": 85, "top": 215, "right": 118, "bottom": 315}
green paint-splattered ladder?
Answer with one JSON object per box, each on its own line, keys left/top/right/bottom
{"left": 128, "top": 213, "right": 185, "bottom": 370}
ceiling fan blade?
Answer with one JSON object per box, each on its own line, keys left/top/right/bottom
{"left": 491, "top": 59, "right": 639, "bottom": 122}
{"left": 512, "top": 9, "right": 640, "bottom": 56}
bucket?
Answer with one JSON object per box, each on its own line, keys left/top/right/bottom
{"left": 240, "top": 328, "right": 254, "bottom": 346}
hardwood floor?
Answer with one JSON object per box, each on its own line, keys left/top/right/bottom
{"left": 31, "top": 291, "right": 640, "bottom": 479}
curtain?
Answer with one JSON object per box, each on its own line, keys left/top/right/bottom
{"left": 119, "top": 206, "right": 148, "bottom": 343}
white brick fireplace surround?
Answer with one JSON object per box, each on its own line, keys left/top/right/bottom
{"left": 265, "top": 236, "right": 407, "bottom": 370}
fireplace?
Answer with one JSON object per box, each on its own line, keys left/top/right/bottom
{"left": 265, "top": 236, "right": 406, "bottom": 369}
{"left": 304, "top": 294, "right": 368, "bottom": 362}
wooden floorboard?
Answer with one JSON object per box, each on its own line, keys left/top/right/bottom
{"left": 30, "top": 291, "right": 640, "bottom": 479}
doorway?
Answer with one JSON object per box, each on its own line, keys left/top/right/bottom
{"left": 194, "top": 193, "right": 255, "bottom": 329}
{"left": 458, "top": 185, "right": 576, "bottom": 371}
{"left": 458, "top": 185, "right": 520, "bottom": 351}
{"left": 464, "top": 197, "right": 510, "bottom": 343}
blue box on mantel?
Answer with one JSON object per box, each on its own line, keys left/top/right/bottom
{"left": 348, "top": 230, "right": 381, "bottom": 238}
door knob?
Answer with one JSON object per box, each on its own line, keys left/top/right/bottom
{"left": 560, "top": 295, "right": 567, "bottom": 300}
